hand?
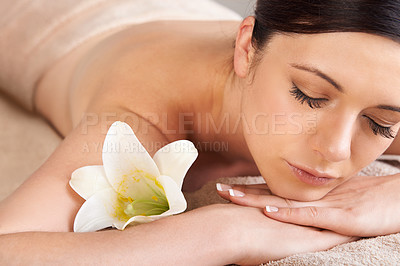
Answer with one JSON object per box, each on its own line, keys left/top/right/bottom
{"left": 217, "top": 173, "right": 400, "bottom": 237}
{"left": 195, "top": 204, "right": 355, "bottom": 265}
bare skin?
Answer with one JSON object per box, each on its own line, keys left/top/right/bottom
{"left": 0, "top": 17, "right": 399, "bottom": 264}
{"left": 35, "top": 20, "right": 261, "bottom": 192}
{"left": 35, "top": 19, "right": 400, "bottom": 196}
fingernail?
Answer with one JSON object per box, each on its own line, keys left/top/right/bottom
{"left": 228, "top": 189, "right": 245, "bottom": 197}
{"left": 265, "top": 206, "right": 279, "bottom": 213}
{"left": 216, "top": 183, "right": 232, "bottom": 192}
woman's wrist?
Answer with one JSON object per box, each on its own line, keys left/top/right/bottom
{"left": 125, "top": 203, "right": 245, "bottom": 265}
{"left": 195, "top": 204, "right": 249, "bottom": 264}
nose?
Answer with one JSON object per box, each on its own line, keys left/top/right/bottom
{"left": 310, "top": 113, "right": 354, "bottom": 163}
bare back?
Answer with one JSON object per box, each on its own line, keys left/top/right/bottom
{"left": 0, "top": 20, "right": 261, "bottom": 234}
{"left": 36, "top": 21, "right": 238, "bottom": 135}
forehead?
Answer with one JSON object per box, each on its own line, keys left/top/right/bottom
{"left": 265, "top": 32, "right": 400, "bottom": 73}
{"left": 264, "top": 32, "right": 400, "bottom": 102}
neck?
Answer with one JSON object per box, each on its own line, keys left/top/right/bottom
{"left": 214, "top": 68, "right": 255, "bottom": 162}
{"left": 184, "top": 57, "right": 254, "bottom": 163}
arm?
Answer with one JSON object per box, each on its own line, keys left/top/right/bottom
{"left": 0, "top": 205, "right": 237, "bottom": 265}
{"left": 0, "top": 203, "right": 354, "bottom": 265}
{"left": 0, "top": 109, "right": 235, "bottom": 264}
{"left": 0, "top": 108, "right": 353, "bottom": 264}
{"left": 219, "top": 173, "right": 400, "bottom": 237}
{"left": 0, "top": 108, "right": 170, "bottom": 234}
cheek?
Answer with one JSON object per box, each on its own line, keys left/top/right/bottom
{"left": 240, "top": 74, "right": 307, "bottom": 165}
{"left": 241, "top": 67, "right": 309, "bottom": 142}
{"left": 350, "top": 131, "right": 393, "bottom": 173}
{"left": 244, "top": 72, "right": 292, "bottom": 114}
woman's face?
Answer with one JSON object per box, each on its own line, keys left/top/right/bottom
{"left": 240, "top": 32, "right": 400, "bottom": 201}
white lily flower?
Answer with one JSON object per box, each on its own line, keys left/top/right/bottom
{"left": 69, "top": 121, "right": 198, "bottom": 232}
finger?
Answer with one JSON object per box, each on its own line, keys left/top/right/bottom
{"left": 231, "top": 186, "right": 272, "bottom": 196}
{"left": 264, "top": 206, "right": 352, "bottom": 235}
{"left": 216, "top": 183, "right": 233, "bottom": 201}
{"left": 225, "top": 187, "right": 321, "bottom": 209}
{"left": 231, "top": 183, "right": 271, "bottom": 190}
{"left": 226, "top": 189, "right": 295, "bottom": 208}
{"left": 216, "top": 183, "right": 271, "bottom": 202}
{"left": 216, "top": 183, "right": 271, "bottom": 194}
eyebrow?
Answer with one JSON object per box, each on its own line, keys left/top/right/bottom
{"left": 377, "top": 105, "right": 400, "bottom": 113}
{"left": 290, "top": 63, "right": 400, "bottom": 114}
{"left": 290, "top": 63, "right": 344, "bottom": 93}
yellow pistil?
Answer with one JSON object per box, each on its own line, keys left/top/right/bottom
{"left": 113, "top": 194, "right": 131, "bottom": 221}
{"left": 152, "top": 196, "right": 158, "bottom": 201}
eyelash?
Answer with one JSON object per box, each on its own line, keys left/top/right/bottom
{"left": 289, "top": 83, "right": 328, "bottom": 109}
{"left": 364, "top": 117, "right": 396, "bottom": 139}
{"left": 289, "top": 83, "right": 396, "bottom": 139}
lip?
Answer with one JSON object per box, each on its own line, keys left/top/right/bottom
{"left": 286, "top": 161, "right": 337, "bottom": 186}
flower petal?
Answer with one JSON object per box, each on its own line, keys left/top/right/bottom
{"left": 157, "top": 175, "right": 187, "bottom": 215}
{"left": 69, "top": 165, "right": 111, "bottom": 200}
{"left": 73, "top": 188, "right": 125, "bottom": 232}
{"left": 121, "top": 215, "right": 156, "bottom": 229}
{"left": 121, "top": 211, "right": 174, "bottom": 229}
{"left": 120, "top": 175, "right": 187, "bottom": 229}
{"left": 153, "top": 140, "right": 198, "bottom": 189}
{"left": 102, "top": 121, "right": 160, "bottom": 197}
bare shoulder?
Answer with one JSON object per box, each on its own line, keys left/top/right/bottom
{"left": 69, "top": 21, "right": 235, "bottom": 140}
{"left": 36, "top": 20, "right": 237, "bottom": 138}
{"left": 0, "top": 21, "right": 238, "bottom": 234}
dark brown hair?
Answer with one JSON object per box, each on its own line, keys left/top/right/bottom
{"left": 252, "top": 0, "right": 400, "bottom": 50}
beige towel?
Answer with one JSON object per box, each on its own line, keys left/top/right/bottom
{"left": 0, "top": 0, "right": 241, "bottom": 110}
{"left": 184, "top": 158, "right": 400, "bottom": 265}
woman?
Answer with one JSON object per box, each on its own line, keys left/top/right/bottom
{"left": 0, "top": 0, "right": 400, "bottom": 264}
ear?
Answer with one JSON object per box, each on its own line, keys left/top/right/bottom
{"left": 234, "top": 16, "right": 256, "bottom": 78}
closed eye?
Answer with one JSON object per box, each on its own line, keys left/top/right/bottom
{"left": 289, "top": 82, "right": 396, "bottom": 139}
{"left": 363, "top": 116, "right": 396, "bottom": 139}
{"left": 289, "top": 82, "right": 328, "bottom": 109}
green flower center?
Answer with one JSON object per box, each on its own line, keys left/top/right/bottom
{"left": 112, "top": 170, "right": 169, "bottom": 221}
{"left": 123, "top": 194, "right": 169, "bottom": 217}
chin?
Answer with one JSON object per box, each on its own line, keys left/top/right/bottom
{"left": 269, "top": 185, "right": 329, "bottom": 202}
